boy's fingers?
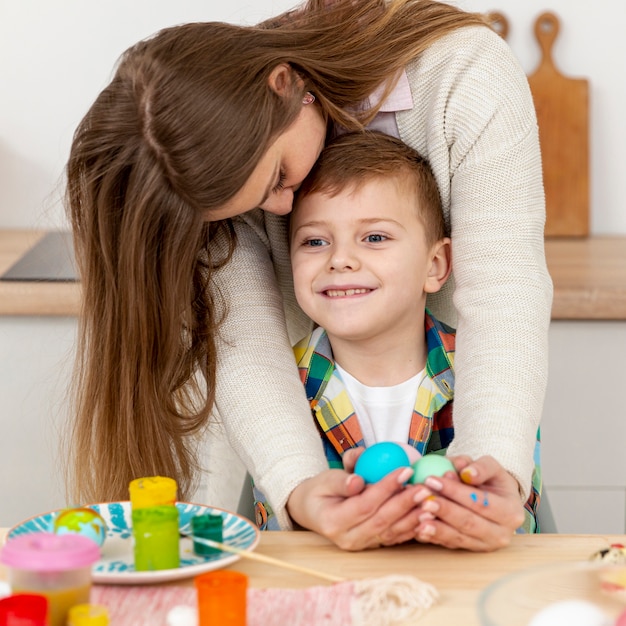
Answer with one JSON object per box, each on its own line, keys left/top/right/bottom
{"left": 341, "top": 447, "right": 365, "bottom": 473}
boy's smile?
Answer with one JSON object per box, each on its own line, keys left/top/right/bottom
{"left": 323, "top": 287, "right": 372, "bottom": 297}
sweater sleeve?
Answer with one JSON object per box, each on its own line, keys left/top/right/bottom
{"left": 397, "top": 26, "right": 553, "bottom": 500}
{"left": 210, "top": 210, "right": 327, "bottom": 529}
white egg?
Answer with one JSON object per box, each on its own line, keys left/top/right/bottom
{"left": 528, "top": 600, "right": 612, "bottom": 626}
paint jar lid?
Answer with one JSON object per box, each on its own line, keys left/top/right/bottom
{"left": 191, "top": 513, "right": 223, "bottom": 531}
{"left": 131, "top": 505, "right": 179, "bottom": 527}
{"left": 0, "top": 593, "right": 48, "bottom": 624}
{"left": 67, "top": 603, "right": 109, "bottom": 626}
{"left": 129, "top": 476, "right": 177, "bottom": 509}
{"left": 0, "top": 532, "right": 100, "bottom": 571}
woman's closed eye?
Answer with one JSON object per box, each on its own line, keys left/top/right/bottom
{"left": 272, "top": 170, "right": 286, "bottom": 194}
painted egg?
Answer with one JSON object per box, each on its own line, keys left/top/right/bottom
{"left": 410, "top": 453, "right": 456, "bottom": 485}
{"left": 52, "top": 507, "right": 107, "bottom": 547}
{"left": 598, "top": 565, "right": 626, "bottom": 602}
{"left": 354, "top": 442, "right": 411, "bottom": 484}
{"left": 528, "top": 600, "right": 612, "bottom": 626}
{"left": 591, "top": 543, "right": 626, "bottom": 564}
{"left": 394, "top": 442, "right": 422, "bottom": 464}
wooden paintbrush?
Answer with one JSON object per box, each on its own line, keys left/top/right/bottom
{"left": 180, "top": 531, "right": 343, "bottom": 582}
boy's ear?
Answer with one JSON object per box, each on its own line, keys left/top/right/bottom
{"left": 424, "top": 237, "right": 452, "bottom": 294}
{"left": 268, "top": 63, "right": 295, "bottom": 97}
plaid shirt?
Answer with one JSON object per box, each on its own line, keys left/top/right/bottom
{"left": 254, "top": 310, "right": 540, "bottom": 533}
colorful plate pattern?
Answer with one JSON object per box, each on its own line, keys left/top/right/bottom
{"left": 8, "top": 501, "right": 260, "bottom": 584}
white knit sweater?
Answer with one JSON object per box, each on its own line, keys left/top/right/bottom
{"left": 209, "top": 25, "right": 553, "bottom": 529}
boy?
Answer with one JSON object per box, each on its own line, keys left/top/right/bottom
{"left": 254, "top": 131, "right": 539, "bottom": 534}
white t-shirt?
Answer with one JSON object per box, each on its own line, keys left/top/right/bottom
{"left": 335, "top": 364, "right": 426, "bottom": 447}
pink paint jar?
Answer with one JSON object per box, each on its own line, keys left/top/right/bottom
{"left": 0, "top": 533, "right": 100, "bottom": 626}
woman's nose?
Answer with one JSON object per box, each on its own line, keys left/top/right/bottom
{"left": 259, "top": 188, "right": 295, "bottom": 216}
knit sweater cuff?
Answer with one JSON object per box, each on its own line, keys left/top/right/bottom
{"left": 257, "top": 456, "right": 329, "bottom": 530}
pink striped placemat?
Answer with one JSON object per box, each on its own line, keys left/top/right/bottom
{"left": 92, "top": 582, "right": 356, "bottom": 625}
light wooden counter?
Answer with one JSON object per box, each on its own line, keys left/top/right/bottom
{"left": 2, "top": 230, "right": 626, "bottom": 319}
{"left": 546, "top": 236, "right": 626, "bottom": 319}
{"left": 0, "top": 230, "right": 80, "bottom": 316}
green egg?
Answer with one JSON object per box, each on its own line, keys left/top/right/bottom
{"left": 410, "top": 453, "right": 456, "bottom": 485}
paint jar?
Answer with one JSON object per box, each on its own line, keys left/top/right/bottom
{"left": 195, "top": 571, "right": 247, "bottom": 626}
{"left": 191, "top": 513, "right": 223, "bottom": 556}
{"left": 0, "top": 533, "right": 100, "bottom": 626}
{"left": 129, "top": 476, "right": 177, "bottom": 509}
{"left": 67, "top": 603, "right": 109, "bottom": 625}
{"left": 0, "top": 593, "right": 48, "bottom": 626}
{"left": 131, "top": 505, "right": 180, "bottom": 571}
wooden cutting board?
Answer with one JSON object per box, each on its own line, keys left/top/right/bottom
{"left": 527, "top": 12, "right": 590, "bottom": 237}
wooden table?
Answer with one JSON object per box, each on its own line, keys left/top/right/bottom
{"left": 2, "top": 529, "right": 625, "bottom": 625}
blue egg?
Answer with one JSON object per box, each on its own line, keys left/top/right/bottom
{"left": 354, "top": 442, "right": 411, "bottom": 484}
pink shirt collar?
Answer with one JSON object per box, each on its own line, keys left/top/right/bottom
{"left": 367, "top": 70, "right": 413, "bottom": 112}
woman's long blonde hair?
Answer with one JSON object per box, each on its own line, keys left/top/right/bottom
{"left": 65, "top": 0, "right": 487, "bottom": 504}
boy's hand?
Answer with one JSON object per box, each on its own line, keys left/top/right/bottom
{"left": 286, "top": 464, "right": 428, "bottom": 551}
{"left": 412, "top": 455, "right": 525, "bottom": 551}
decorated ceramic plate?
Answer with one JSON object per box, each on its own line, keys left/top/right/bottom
{"left": 8, "top": 502, "right": 260, "bottom": 584}
{"left": 478, "top": 561, "right": 626, "bottom": 626}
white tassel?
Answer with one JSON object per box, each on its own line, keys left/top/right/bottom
{"left": 351, "top": 575, "right": 439, "bottom": 625}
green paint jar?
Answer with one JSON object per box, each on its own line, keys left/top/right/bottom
{"left": 191, "top": 513, "right": 223, "bottom": 556}
{"left": 131, "top": 506, "right": 180, "bottom": 571}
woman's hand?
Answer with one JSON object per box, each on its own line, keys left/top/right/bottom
{"left": 286, "top": 454, "right": 428, "bottom": 551}
{"left": 412, "top": 455, "right": 526, "bottom": 552}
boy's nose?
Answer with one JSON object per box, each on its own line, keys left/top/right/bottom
{"left": 329, "top": 245, "right": 360, "bottom": 271}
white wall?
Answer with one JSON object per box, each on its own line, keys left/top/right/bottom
{"left": 1, "top": 0, "right": 624, "bottom": 234}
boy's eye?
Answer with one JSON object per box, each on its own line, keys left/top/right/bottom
{"left": 305, "top": 238, "right": 328, "bottom": 247}
{"left": 365, "top": 234, "right": 387, "bottom": 243}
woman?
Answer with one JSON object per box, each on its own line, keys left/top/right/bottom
{"left": 65, "top": 0, "right": 552, "bottom": 552}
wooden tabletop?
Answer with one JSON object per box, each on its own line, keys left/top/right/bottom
{"left": 217, "top": 532, "right": 626, "bottom": 626}
{"left": 1, "top": 529, "right": 625, "bottom": 625}
{"left": 2, "top": 230, "right": 626, "bottom": 319}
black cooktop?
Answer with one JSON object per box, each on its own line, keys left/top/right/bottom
{"left": 1, "top": 231, "right": 77, "bottom": 282}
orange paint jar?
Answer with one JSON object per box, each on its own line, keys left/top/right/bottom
{"left": 195, "top": 570, "right": 248, "bottom": 626}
